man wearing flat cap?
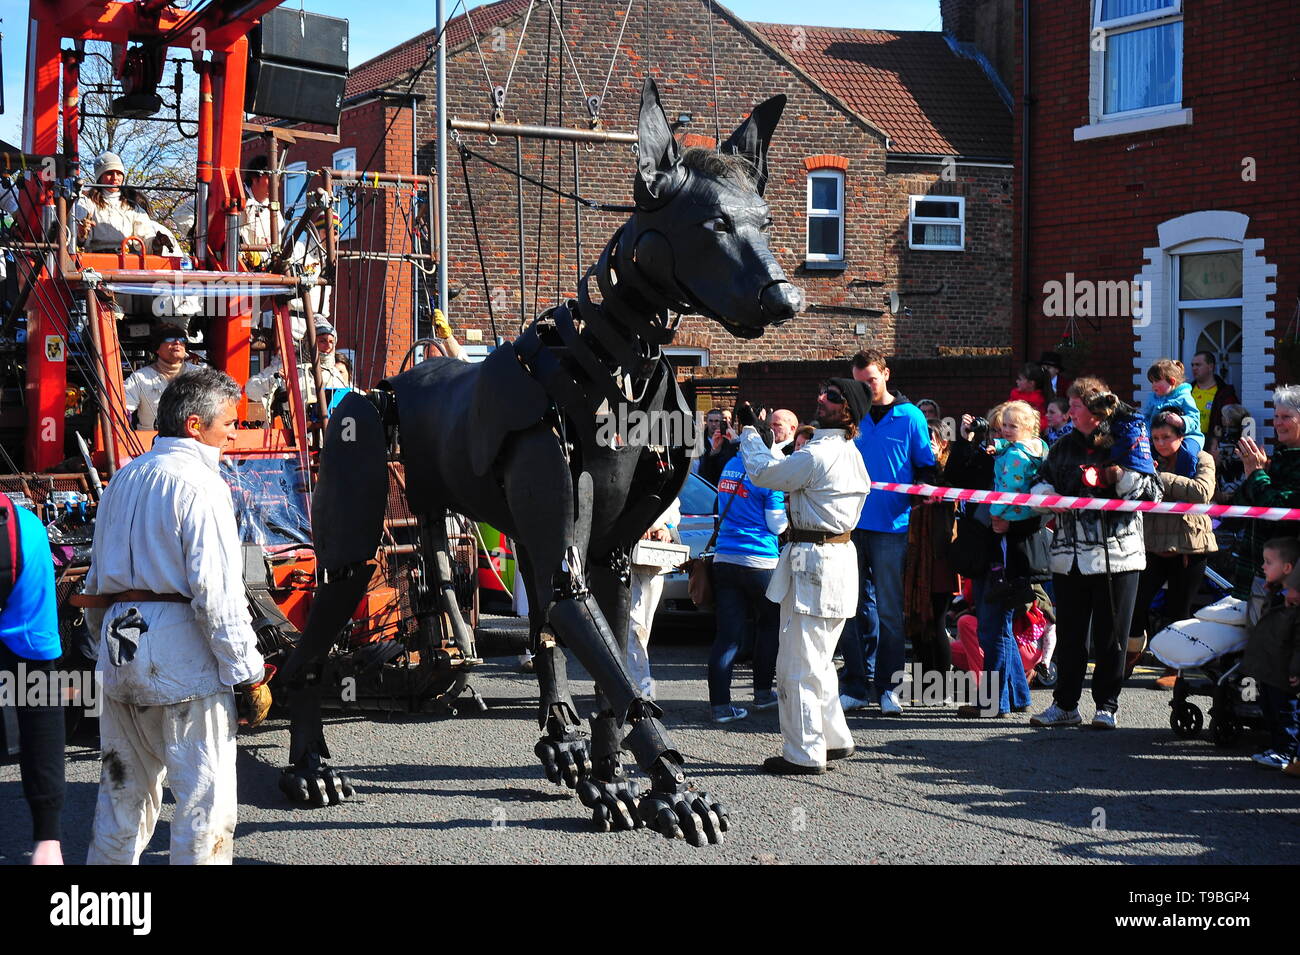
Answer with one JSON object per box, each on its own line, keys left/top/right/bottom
{"left": 735, "top": 379, "right": 871, "bottom": 775}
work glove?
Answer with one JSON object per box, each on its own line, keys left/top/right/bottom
{"left": 433, "top": 308, "right": 454, "bottom": 340}
{"left": 235, "top": 664, "right": 276, "bottom": 728}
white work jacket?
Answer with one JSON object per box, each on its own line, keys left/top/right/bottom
{"left": 83, "top": 437, "right": 263, "bottom": 705}
{"left": 123, "top": 362, "right": 198, "bottom": 430}
{"left": 739, "top": 427, "right": 869, "bottom": 619}
{"left": 239, "top": 193, "right": 284, "bottom": 251}
{"left": 73, "top": 192, "right": 158, "bottom": 252}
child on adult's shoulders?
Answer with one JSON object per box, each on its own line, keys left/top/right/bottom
{"left": 1140, "top": 359, "right": 1205, "bottom": 474}
{"left": 1241, "top": 536, "right": 1300, "bottom": 774}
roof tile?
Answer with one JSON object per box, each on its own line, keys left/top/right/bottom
{"left": 751, "top": 23, "right": 1011, "bottom": 158}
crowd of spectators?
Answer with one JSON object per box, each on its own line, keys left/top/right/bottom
{"left": 690, "top": 347, "right": 1299, "bottom": 768}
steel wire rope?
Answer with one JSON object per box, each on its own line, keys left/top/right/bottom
{"left": 596, "top": 0, "right": 636, "bottom": 111}
{"left": 355, "top": 188, "right": 382, "bottom": 388}
{"left": 362, "top": 187, "right": 388, "bottom": 387}
{"left": 463, "top": 1, "right": 501, "bottom": 99}
{"left": 531, "top": 11, "right": 555, "bottom": 321}
{"left": 455, "top": 142, "right": 634, "bottom": 212}
{"left": 541, "top": 0, "right": 591, "bottom": 109}
{"left": 707, "top": 0, "right": 721, "bottom": 144}
{"left": 385, "top": 187, "right": 420, "bottom": 369}
{"left": 499, "top": 0, "right": 541, "bottom": 109}
{"left": 457, "top": 146, "right": 501, "bottom": 345}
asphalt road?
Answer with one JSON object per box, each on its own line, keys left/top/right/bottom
{"left": 3, "top": 618, "right": 1298, "bottom": 865}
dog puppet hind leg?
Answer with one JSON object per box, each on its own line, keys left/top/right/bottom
{"left": 278, "top": 392, "right": 389, "bottom": 806}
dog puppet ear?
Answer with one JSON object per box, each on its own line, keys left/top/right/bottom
{"left": 721, "top": 94, "right": 786, "bottom": 196}
{"left": 635, "top": 77, "right": 684, "bottom": 207}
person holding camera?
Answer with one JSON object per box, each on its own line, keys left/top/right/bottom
{"left": 1028, "top": 378, "right": 1162, "bottom": 730}
{"left": 957, "top": 401, "right": 1047, "bottom": 718}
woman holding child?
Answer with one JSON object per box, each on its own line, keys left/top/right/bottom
{"left": 1029, "top": 378, "right": 1164, "bottom": 730}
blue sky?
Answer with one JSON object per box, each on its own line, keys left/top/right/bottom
{"left": 0, "top": 0, "right": 940, "bottom": 145}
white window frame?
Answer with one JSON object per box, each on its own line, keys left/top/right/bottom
{"left": 1077, "top": 0, "right": 1186, "bottom": 138}
{"left": 332, "top": 147, "right": 357, "bottom": 242}
{"left": 805, "top": 170, "right": 845, "bottom": 263}
{"left": 663, "top": 346, "right": 710, "bottom": 367}
{"left": 908, "top": 195, "right": 965, "bottom": 252}
{"left": 284, "top": 161, "right": 309, "bottom": 223}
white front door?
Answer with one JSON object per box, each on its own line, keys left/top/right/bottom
{"left": 1180, "top": 306, "right": 1243, "bottom": 392}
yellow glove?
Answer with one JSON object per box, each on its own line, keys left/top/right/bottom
{"left": 235, "top": 664, "right": 276, "bottom": 728}
{"left": 433, "top": 308, "right": 453, "bottom": 340}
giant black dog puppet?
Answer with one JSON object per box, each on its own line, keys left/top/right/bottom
{"left": 279, "top": 78, "right": 802, "bottom": 846}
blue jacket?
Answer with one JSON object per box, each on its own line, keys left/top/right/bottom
{"left": 716, "top": 455, "right": 785, "bottom": 560}
{"left": 0, "top": 505, "right": 61, "bottom": 661}
{"left": 1142, "top": 382, "right": 1205, "bottom": 455}
{"left": 853, "top": 394, "right": 936, "bottom": 533}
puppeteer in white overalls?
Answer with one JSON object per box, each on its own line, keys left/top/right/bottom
{"left": 738, "top": 379, "right": 870, "bottom": 774}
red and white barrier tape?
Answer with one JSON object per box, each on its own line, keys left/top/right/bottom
{"left": 871, "top": 482, "right": 1300, "bottom": 522}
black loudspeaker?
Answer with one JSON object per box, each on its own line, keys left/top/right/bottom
{"left": 245, "top": 59, "right": 346, "bottom": 126}
{"left": 251, "top": 7, "right": 349, "bottom": 72}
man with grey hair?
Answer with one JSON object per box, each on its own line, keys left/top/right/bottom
{"left": 81, "top": 367, "right": 264, "bottom": 864}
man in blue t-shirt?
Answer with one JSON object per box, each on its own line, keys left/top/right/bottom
{"left": 0, "top": 499, "right": 65, "bottom": 864}
{"left": 708, "top": 451, "right": 787, "bottom": 723}
{"left": 839, "top": 350, "right": 937, "bottom": 715}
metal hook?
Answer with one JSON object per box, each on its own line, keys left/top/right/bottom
{"left": 488, "top": 134, "right": 499, "bottom": 147}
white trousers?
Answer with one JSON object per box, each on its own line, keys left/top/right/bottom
{"left": 626, "top": 568, "right": 665, "bottom": 699}
{"left": 88, "top": 693, "right": 239, "bottom": 865}
{"left": 777, "top": 593, "right": 854, "bottom": 767}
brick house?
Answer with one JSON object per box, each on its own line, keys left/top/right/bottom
{"left": 253, "top": 0, "right": 1015, "bottom": 422}
{"left": 1003, "top": 0, "right": 1299, "bottom": 436}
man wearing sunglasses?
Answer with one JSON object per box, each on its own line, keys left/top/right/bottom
{"left": 123, "top": 324, "right": 198, "bottom": 431}
{"left": 736, "top": 379, "right": 870, "bottom": 774}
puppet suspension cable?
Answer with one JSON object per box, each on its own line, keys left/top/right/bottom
{"left": 597, "top": 0, "right": 637, "bottom": 115}
{"left": 457, "top": 143, "right": 501, "bottom": 345}
{"left": 707, "top": 0, "right": 721, "bottom": 144}
{"left": 454, "top": 140, "right": 635, "bottom": 213}
{"left": 533, "top": 11, "right": 555, "bottom": 320}
{"left": 500, "top": 0, "right": 541, "bottom": 114}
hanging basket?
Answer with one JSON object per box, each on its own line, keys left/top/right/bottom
{"left": 1055, "top": 336, "right": 1091, "bottom": 376}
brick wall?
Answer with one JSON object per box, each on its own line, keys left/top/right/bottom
{"left": 258, "top": 0, "right": 1015, "bottom": 385}
{"left": 368, "top": 0, "right": 1014, "bottom": 377}
{"left": 1012, "top": 0, "right": 1300, "bottom": 407}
